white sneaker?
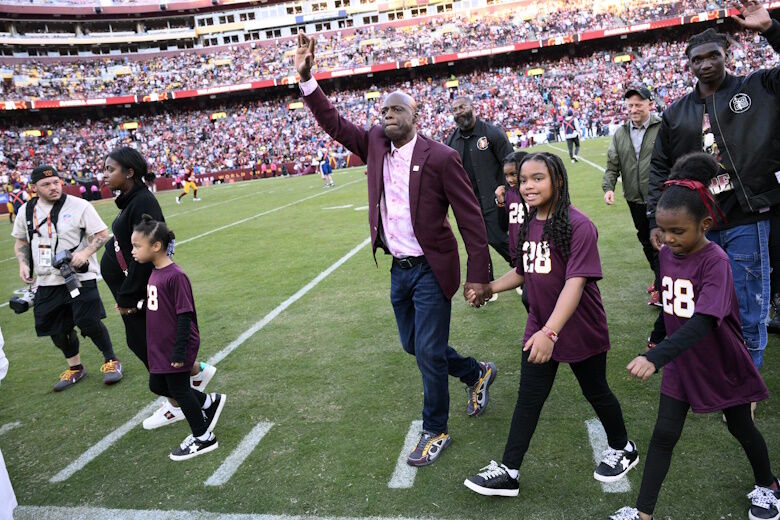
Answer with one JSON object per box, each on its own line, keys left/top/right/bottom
{"left": 143, "top": 402, "right": 185, "bottom": 430}
{"left": 488, "top": 293, "right": 498, "bottom": 302}
{"left": 193, "top": 198, "right": 201, "bottom": 201}
{"left": 515, "top": 287, "right": 523, "bottom": 297}
{"left": 175, "top": 197, "right": 181, "bottom": 204}
{"left": 190, "top": 362, "right": 217, "bottom": 391}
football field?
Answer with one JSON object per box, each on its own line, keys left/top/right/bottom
{"left": 1, "top": 137, "right": 779, "bottom": 519}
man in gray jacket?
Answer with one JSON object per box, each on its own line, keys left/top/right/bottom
{"left": 603, "top": 87, "right": 663, "bottom": 311}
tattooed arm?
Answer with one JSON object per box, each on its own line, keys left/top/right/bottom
{"left": 15, "top": 238, "right": 34, "bottom": 284}
{"left": 70, "top": 229, "right": 109, "bottom": 269}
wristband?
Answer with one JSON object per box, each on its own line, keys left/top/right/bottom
{"left": 541, "top": 325, "right": 558, "bottom": 344}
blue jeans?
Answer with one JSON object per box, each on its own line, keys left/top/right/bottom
{"left": 390, "top": 259, "right": 480, "bottom": 434}
{"left": 708, "top": 220, "right": 770, "bottom": 369}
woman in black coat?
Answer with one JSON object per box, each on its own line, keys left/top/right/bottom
{"left": 100, "top": 147, "right": 216, "bottom": 430}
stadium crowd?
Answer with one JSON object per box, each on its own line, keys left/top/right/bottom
{"left": 1, "top": 28, "right": 775, "bottom": 183}
{"left": 0, "top": 0, "right": 739, "bottom": 100}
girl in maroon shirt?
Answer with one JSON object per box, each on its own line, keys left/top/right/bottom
{"left": 131, "top": 215, "right": 227, "bottom": 461}
{"left": 610, "top": 153, "right": 777, "bottom": 520}
{"left": 464, "top": 152, "right": 637, "bottom": 497}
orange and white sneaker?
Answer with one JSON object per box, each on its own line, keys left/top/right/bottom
{"left": 406, "top": 431, "right": 451, "bottom": 467}
{"left": 100, "top": 359, "right": 123, "bottom": 385}
{"left": 53, "top": 366, "right": 86, "bottom": 392}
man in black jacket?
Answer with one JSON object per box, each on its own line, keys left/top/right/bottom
{"left": 447, "top": 97, "right": 515, "bottom": 287}
{"left": 647, "top": 0, "right": 780, "bottom": 369}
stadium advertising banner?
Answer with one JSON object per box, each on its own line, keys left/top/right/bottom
{"left": 5, "top": 2, "right": 779, "bottom": 112}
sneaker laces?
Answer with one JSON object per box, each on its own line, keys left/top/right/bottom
{"left": 100, "top": 360, "right": 119, "bottom": 373}
{"left": 59, "top": 368, "right": 80, "bottom": 381}
{"left": 413, "top": 432, "right": 434, "bottom": 453}
{"left": 609, "top": 506, "right": 639, "bottom": 520}
{"left": 476, "top": 460, "right": 506, "bottom": 480}
{"left": 748, "top": 486, "right": 778, "bottom": 509}
{"left": 178, "top": 434, "right": 195, "bottom": 450}
{"left": 600, "top": 447, "right": 623, "bottom": 469}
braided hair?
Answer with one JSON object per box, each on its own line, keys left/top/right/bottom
{"left": 685, "top": 28, "right": 729, "bottom": 58}
{"left": 517, "top": 152, "right": 573, "bottom": 260}
{"left": 133, "top": 214, "right": 177, "bottom": 257}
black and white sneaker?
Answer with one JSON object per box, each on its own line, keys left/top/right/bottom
{"left": 748, "top": 485, "right": 780, "bottom": 520}
{"left": 607, "top": 506, "right": 642, "bottom": 520}
{"left": 203, "top": 393, "right": 226, "bottom": 433}
{"left": 594, "top": 441, "right": 639, "bottom": 483}
{"left": 463, "top": 460, "right": 519, "bottom": 497}
{"left": 169, "top": 433, "right": 218, "bottom": 461}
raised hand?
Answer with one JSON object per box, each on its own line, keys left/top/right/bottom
{"left": 294, "top": 31, "right": 316, "bottom": 81}
{"left": 731, "top": 0, "right": 773, "bottom": 33}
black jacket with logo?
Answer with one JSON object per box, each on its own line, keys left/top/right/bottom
{"left": 647, "top": 19, "right": 780, "bottom": 229}
{"left": 446, "top": 118, "right": 514, "bottom": 216}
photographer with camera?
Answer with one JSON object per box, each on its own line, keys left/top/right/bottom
{"left": 11, "top": 165, "right": 122, "bottom": 391}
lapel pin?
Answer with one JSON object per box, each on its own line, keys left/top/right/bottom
{"left": 413, "top": 165, "right": 420, "bottom": 172}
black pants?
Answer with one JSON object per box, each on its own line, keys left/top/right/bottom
{"left": 566, "top": 137, "right": 580, "bottom": 159}
{"left": 501, "top": 350, "right": 628, "bottom": 469}
{"left": 484, "top": 209, "right": 512, "bottom": 280}
{"left": 121, "top": 310, "right": 149, "bottom": 369}
{"left": 627, "top": 201, "right": 666, "bottom": 343}
{"left": 636, "top": 394, "right": 774, "bottom": 515}
{"left": 149, "top": 372, "right": 208, "bottom": 437}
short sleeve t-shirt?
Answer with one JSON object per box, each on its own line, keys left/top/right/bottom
{"left": 658, "top": 242, "right": 768, "bottom": 412}
{"left": 505, "top": 189, "right": 527, "bottom": 263}
{"left": 11, "top": 195, "right": 107, "bottom": 286}
{"left": 515, "top": 206, "right": 610, "bottom": 363}
{"left": 145, "top": 263, "right": 200, "bottom": 374}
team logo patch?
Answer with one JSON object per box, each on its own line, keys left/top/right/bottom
{"left": 729, "top": 93, "right": 751, "bottom": 114}
{"left": 477, "top": 137, "right": 489, "bottom": 150}
{"left": 61, "top": 213, "right": 72, "bottom": 222}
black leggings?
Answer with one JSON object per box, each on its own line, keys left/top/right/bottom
{"left": 636, "top": 394, "right": 774, "bottom": 515}
{"left": 566, "top": 137, "right": 580, "bottom": 159}
{"left": 149, "top": 372, "right": 208, "bottom": 437}
{"left": 501, "top": 350, "right": 628, "bottom": 469}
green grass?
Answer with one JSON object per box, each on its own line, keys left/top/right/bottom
{"left": 0, "top": 138, "right": 778, "bottom": 519}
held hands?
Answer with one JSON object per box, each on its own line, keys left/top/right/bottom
{"left": 295, "top": 31, "right": 316, "bottom": 81}
{"left": 524, "top": 330, "right": 554, "bottom": 364}
{"left": 627, "top": 356, "right": 657, "bottom": 381}
{"left": 732, "top": 0, "right": 773, "bottom": 33}
{"left": 171, "top": 362, "right": 185, "bottom": 368}
{"left": 464, "top": 282, "right": 492, "bottom": 307}
{"left": 604, "top": 190, "right": 615, "bottom": 206}
{"left": 116, "top": 303, "right": 137, "bottom": 317}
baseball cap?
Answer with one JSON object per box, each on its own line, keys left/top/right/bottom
{"left": 31, "top": 165, "right": 59, "bottom": 184}
{"left": 624, "top": 86, "right": 653, "bottom": 100}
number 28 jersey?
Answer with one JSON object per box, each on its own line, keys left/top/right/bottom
{"left": 515, "top": 206, "right": 610, "bottom": 363}
{"left": 658, "top": 242, "right": 767, "bottom": 412}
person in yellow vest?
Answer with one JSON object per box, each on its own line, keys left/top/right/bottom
{"left": 175, "top": 171, "right": 200, "bottom": 204}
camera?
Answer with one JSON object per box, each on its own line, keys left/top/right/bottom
{"left": 52, "top": 250, "right": 85, "bottom": 298}
{"left": 9, "top": 286, "right": 36, "bottom": 314}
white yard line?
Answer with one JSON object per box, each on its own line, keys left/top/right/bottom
{"left": 48, "top": 237, "right": 370, "bottom": 483}
{"left": 354, "top": 206, "right": 368, "bottom": 211}
{"left": 0, "top": 421, "right": 21, "bottom": 436}
{"left": 323, "top": 204, "right": 354, "bottom": 210}
{"left": 387, "top": 419, "right": 423, "bottom": 489}
{"left": 177, "top": 178, "right": 364, "bottom": 246}
{"left": 15, "top": 505, "right": 442, "bottom": 520}
{"left": 166, "top": 190, "right": 266, "bottom": 219}
{"left": 546, "top": 143, "right": 614, "bottom": 177}
{"left": 204, "top": 421, "right": 275, "bottom": 486}
{"left": 585, "top": 418, "right": 631, "bottom": 493}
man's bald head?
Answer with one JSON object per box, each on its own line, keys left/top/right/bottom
{"left": 380, "top": 90, "right": 418, "bottom": 147}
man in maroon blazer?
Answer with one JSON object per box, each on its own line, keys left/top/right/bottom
{"left": 295, "top": 32, "right": 497, "bottom": 466}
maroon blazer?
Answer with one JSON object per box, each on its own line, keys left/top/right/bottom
{"left": 303, "top": 85, "right": 490, "bottom": 299}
